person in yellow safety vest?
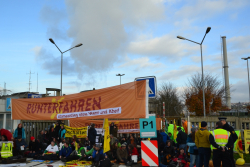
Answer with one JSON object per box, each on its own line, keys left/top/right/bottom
{"left": 1, "top": 143, "right": 13, "bottom": 158}
{"left": 209, "top": 121, "right": 233, "bottom": 167}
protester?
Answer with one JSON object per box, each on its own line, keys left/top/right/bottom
{"left": 63, "top": 143, "right": 86, "bottom": 162}
{"left": 168, "top": 132, "right": 173, "bottom": 141}
{"left": 182, "top": 119, "right": 188, "bottom": 134}
{"left": 176, "top": 127, "right": 187, "bottom": 153}
{"left": 0, "top": 128, "right": 13, "bottom": 141}
{"left": 38, "top": 130, "right": 44, "bottom": 143}
{"left": 70, "top": 135, "right": 78, "bottom": 151}
{"left": 209, "top": 121, "right": 232, "bottom": 167}
{"left": 13, "top": 123, "right": 26, "bottom": 140}
{"left": 28, "top": 136, "right": 42, "bottom": 158}
{"left": 58, "top": 125, "right": 66, "bottom": 142}
{"left": 120, "top": 137, "right": 127, "bottom": 145}
{"left": 84, "top": 136, "right": 91, "bottom": 150}
{"left": 86, "top": 144, "right": 96, "bottom": 158}
{"left": 92, "top": 144, "right": 105, "bottom": 166}
{"left": 195, "top": 121, "right": 211, "bottom": 167}
{"left": 172, "top": 148, "right": 189, "bottom": 167}
{"left": 44, "top": 130, "right": 49, "bottom": 144}
{"left": 187, "top": 127, "right": 198, "bottom": 167}
{"left": 160, "top": 129, "right": 170, "bottom": 145}
{"left": 59, "top": 137, "right": 66, "bottom": 150}
{"left": 60, "top": 141, "right": 72, "bottom": 162}
{"left": 220, "top": 117, "right": 238, "bottom": 167}
{"left": 14, "top": 135, "right": 28, "bottom": 156}
{"left": 40, "top": 141, "right": 59, "bottom": 160}
{"left": 88, "top": 124, "right": 97, "bottom": 146}
{"left": 111, "top": 125, "right": 118, "bottom": 137}
{"left": 1, "top": 135, "right": 8, "bottom": 141}
{"left": 128, "top": 144, "right": 138, "bottom": 161}
{"left": 48, "top": 126, "right": 56, "bottom": 143}
{"left": 111, "top": 141, "right": 119, "bottom": 160}
{"left": 117, "top": 144, "right": 133, "bottom": 166}
{"left": 54, "top": 122, "right": 61, "bottom": 141}
{"left": 161, "top": 140, "right": 175, "bottom": 166}
{"left": 127, "top": 134, "right": 137, "bottom": 148}
{"left": 110, "top": 134, "right": 118, "bottom": 145}
{"left": 136, "top": 134, "right": 142, "bottom": 146}
{"left": 110, "top": 122, "right": 114, "bottom": 135}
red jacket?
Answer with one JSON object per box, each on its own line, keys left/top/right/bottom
{"left": 129, "top": 147, "right": 139, "bottom": 156}
{"left": 0, "top": 129, "right": 13, "bottom": 141}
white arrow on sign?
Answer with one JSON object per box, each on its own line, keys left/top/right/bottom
{"left": 148, "top": 85, "right": 154, "bottom": 94}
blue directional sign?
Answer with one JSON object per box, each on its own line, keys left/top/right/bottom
{"left": 139, "top": 116, "right": 157, "bottom": 138}
{"left": 135, "top": 76, "right": 156, "bottom": 98}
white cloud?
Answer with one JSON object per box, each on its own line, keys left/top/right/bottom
{"left": 128, "top": 34, "right": 198, "bottom": 61}
{"left": 119, "top": 56, "right": 163, "bottom": 71}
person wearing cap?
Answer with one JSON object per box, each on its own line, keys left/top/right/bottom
{"left": 219, "top": 117, "right": 237, "bottom": 167}
{"left": 209, "top": 121, "right": 232, "bottom": 167}
{"left": 187, "top": 127, "right": 198, "bottom": 167}
{"left": 91, "top": 144, "right": 105, "bottom": 166}
{"left": 176, "top": 126, "right": 187, "bottom": 153}
{"left": 195, "top": 121, "right": 211, "bottom": 167}
{"left": 14, "top": 135, "right": 28, "bottom": 156}
{"left": 117, "top": 144, "right": 133, "bottom": 166}
{"left": 28, "top": 136, "right": 41, "bottom": 158}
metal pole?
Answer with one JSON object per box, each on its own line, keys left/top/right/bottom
{"left": 120, "top": 76, "right": 121, "bottom": 85}
{"left": 247, "top": 59, "right": 250, "bottom": 102}
{"left": 200, "top": 44, "right": 206, "bottom": 117}
{"left": 61, "top": 52, "right": 63, "bottom": 96}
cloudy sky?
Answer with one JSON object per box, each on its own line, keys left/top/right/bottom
{"left": 0, "top": 0, "right": 250, "bottom": 103}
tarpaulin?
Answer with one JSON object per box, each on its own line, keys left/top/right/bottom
{"left": 12, "top": 80, "right": 146, "bottom": 120}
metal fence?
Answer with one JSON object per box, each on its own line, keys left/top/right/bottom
{"left": 21, "top": 120, "right": 56, "bottom": 143}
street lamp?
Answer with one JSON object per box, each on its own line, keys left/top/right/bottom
{"left": 116, "top": 74, "right": 125, "bottom": 85}
{"left": 177, "top": 27, "right": 211, "bottom": 117}
{"left": 49, "top": 38, "right": 82, "bottom": 96}
{"left": 241, "top": 57, "right": 250, "bottom": 103}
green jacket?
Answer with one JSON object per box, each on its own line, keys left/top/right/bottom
{"left": 86, "top": 148, "right": 94, "bottom": 156}
{"left": 78, "top": 147, "right": 86, "bottom": 160}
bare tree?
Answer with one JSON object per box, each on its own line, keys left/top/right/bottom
{"left": 157, "top": 82, "right": 184, "bottom": 116}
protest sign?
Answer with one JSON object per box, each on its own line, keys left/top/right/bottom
{"left": 12, "top": 80, "right": 146, "bottom": 120}
{"left": 64, "top": 125, "right": 88, "bottom": 138}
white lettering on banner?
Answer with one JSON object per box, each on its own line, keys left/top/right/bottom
{"left": 57, "top": 107, "right": 121, "bottom": 119}
{"left": 118, "top": 129, "right": 140, "bottom": 133}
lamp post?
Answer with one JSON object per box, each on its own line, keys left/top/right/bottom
{"left": 241, "top": 57, "right": 250, "bottom": 102}
{"left": 116, "top": 74, "right": 125, "bottom": 85}
{"left": 177, "top": 27, "right": 211, "bottom": 117}
{"left": 49, "top": 38, "right": 82, "bottom": 96}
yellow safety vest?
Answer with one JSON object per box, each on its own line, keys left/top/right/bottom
{"left": 1, "top": 143, "right": 13, "bottom": 158}
{"left": 211, "top": 129, "right": 230, "bottom": 149}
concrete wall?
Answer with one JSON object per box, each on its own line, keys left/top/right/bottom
{"left": 0, "top": 99, "right": 5, "bottom": 112}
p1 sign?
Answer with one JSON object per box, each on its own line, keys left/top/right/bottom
{"left": 139, "top": 116, "right": 157, "bottom": 138}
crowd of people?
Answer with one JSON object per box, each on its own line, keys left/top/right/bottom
{"left": 0, "top": 117, "right": 238, "bottom": 167}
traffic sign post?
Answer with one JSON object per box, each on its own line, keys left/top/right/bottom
{"left": 139, "top": 116, "right": 157, "bottom": 138}
{"left": 135, "top": 76, "right": 156, "bottom": 98}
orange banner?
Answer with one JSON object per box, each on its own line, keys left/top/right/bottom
{"left": 12, "top": 81, "right": 146, "bottom": 120}
{"left": 70, "top": 118, "right": 162, "bottom": 133}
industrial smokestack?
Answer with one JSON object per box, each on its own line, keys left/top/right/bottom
{"left": 222, "top": 36, "right": 231, "bottom": 109}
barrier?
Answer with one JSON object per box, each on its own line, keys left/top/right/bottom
{"left": 141, "top": 140, "right": 159, "bottom": 166}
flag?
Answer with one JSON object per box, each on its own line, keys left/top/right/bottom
{"left": 173, "top": 119, "right": 177, "bottom": 141}
{"left": 103, "top": 118, "right": 110, "bottom": 153}
{"left": 235, "top": 132, "right": 244, "bottom": 159}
